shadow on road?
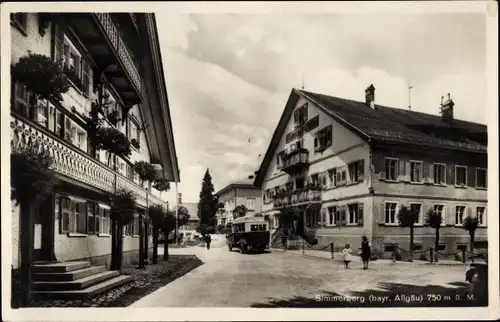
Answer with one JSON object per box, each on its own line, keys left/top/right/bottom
{"left": 251, "top": 282, "right": 487, "bottom": 308}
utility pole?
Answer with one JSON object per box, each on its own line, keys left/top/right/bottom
{"left": 408, "top": 85, "right": 413, "bottom": 111}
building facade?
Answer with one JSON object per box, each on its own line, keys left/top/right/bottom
{"left": 255, "top": 86, "right": 487, "bottom": 259}
{"left": 10, "top": 13, "right": 180, "bottom": 269}
{"left": 215, "top": 177, "right": 262, "bottom": 226}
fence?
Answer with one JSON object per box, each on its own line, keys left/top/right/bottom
{"left": 271, "top": 238, "right": 485, "bottom": 264}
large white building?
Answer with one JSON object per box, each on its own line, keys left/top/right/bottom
{"left": 10, "top": 12, "right": 179, "bottom": 299}
{"left": 254, "top": 86, "right": 487, "bottom": 259}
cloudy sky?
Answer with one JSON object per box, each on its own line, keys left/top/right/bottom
{"left": 156, "top": 10, "right": 488, "bottom": 204}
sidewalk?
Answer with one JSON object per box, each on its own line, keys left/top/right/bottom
{"left": 270, "top": 247, "right": 474, "bottom": 267}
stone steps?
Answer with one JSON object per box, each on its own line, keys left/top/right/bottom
{"left": 32, "top": 275, "right": 133, "bottom": 300}
{"left": 32, "top": 261, "right": 133, "bottom": 300}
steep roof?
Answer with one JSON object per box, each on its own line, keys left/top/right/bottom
{"left": 180, "top": 202, "right": 199, "bottom": 222}
{"left": 254, "top": 88, "right": 487, "bottom": 186}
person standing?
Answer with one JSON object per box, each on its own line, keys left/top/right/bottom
{"left": 205, "top": 234, "right": 212, "bottom": 250}
{"left": 361, "top": 236, "right": 371, "bottom": 269}
{"left": 342, "top": 244, "right": 353, "bottom": 269}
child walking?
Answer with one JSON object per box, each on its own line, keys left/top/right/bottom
{"left": 342, "top": 244, "right": 353, "bottom": 269}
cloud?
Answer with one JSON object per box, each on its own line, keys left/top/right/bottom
{"left": 158, "top": 12, "right": 487, "bottom": 205}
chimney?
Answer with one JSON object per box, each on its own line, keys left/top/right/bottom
{"left": 365, "top": 84, "right": 375, "bottom": 108}
{"left": 248, "top": 175, "right": 254, "bottom": 180}
{"left": 177, "top": 193, "right": 182, "bottom": 205}
{"left": 440, "top": 93, "right": 454, "bottom": 123}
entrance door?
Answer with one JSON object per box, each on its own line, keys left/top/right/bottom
{"left": 33, "top": 196, "right": 56, "bottom": 263}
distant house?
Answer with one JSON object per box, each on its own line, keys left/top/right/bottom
{"left": 178, "top": 201, "right": 199, "bottom": 231}
{"left": 215, "top": 176, "right": 262, "bottom": 226}
{"left": 254, "top": 85, "right": 487, "bottom": 258}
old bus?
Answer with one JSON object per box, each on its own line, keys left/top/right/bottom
{"left": 226, "top": 216, "right": 270, "bottom": 253}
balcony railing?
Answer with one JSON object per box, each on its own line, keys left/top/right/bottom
{"left": 279, "top": 148, "right": 310, "bottom": 174}
{"left": 10, "top": 114, "right": 166, "bottom": 209}
{"left": 94, "top": 13, "right": 142, "bottom": 94}
{"left": 272, "top": 187, "right": 322, "bottom": 209}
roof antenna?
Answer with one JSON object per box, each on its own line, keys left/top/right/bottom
{"left": 408, "top": 85, "right": 413, "bottom": 111}
{"left": 301, "top": 72, "right": 304, "bottom": 90}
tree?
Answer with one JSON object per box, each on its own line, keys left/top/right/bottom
{"left": 196, "top": 169, "right": 220, "bottom": 235}
{"left": 161, "top": 211, "right": 177, "bottom": 261}
{"left": 174, "top": 206, "right": 191, "bottom": 242}
{"left": 109, "top": 189, "right": 137, "bottom": 270}
{"left": 425, "top": 209, "right": 443, "bottom": 262}
{"left": 149, "top": 204, "right": 166, "bottom": 264}
{"left": 233, "top": 205, "right": 248, "bottom": 219}
{"left": 397, "top": 205, "right": 420, "bottom": 262}
{"left": 11, "top": 144, "right": 56, "bottom": 307}
{"left": 463, "top": 216, "right": 479, "bottom": 263}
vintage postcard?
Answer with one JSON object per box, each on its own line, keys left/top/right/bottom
{"left": 1, "top": 1, "right": 498, "bottom": 321}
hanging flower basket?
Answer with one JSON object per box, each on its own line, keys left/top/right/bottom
{"left": 153, "top": 178, "right": 170, "bottom": 192}
{"left": 11, "top": 145, "right": 56, "bottom": 206}
{"left": 107, "top": 110, "right": 121, "bottom": 127}
{"left": 131, "top": 138, "right": 140, "bottom": 149}
{"left": 133, "top": 161, "right": 157, "bottom": 182}
{"left": 110, "top": 189, "right": 137, "bottom": 226}
{"left": 95, "top": 126, "right": 132, "bottom": 157}
{"left": 12, "top": 52, "right": 70, "bottom": 102}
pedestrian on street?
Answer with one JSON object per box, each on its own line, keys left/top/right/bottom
{"left": 205, "top": 234, "right": 212, "bottom": 250}
{"left": 361, "top": 236, "right": 371, "bottom": 269}
{"left": 342, "top": 244, "right": 353, "bottom": 269}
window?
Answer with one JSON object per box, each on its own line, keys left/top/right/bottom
{"left": 476, "top": 168, "right": 487, "bottom": 189}
{"left": 455, "top": 205, "right": 466, "bottom": 226}
{"left": 385, "top": 202, "right": 398, "bottom": 224}
{"left": 328, "top": 168, "right": 336, "bottom": 188}
{"left": 455, "top": 165, "right": 467, "bottom": 187}
{"left": 73, "top": 200, "right": 87, "bottom": 234}
{"left": 314, "top": 125, "right": 332, "bottom": 152}
{"left": 63, "top": 117, "right": 88, "bottom": 152}
{"left": 87, "top": 203, "right": 96, "bottom": 234}
{"left": 347, "top": 203, "right": 363, "bottom": 225}
{"left": 348, "top": 160, "right": 365, "bottom": 183}
{"left": 410, "top": 161, "right": 423, "bottom": 183}
{"left": 310, "top": 174, "right": 319, "bottom": 188}
{"left": 11, "top": 13, "right": 28, "bottom": 32}
{"left": 384, "top": 158, "right": 398, "bottom": 181}
{"left": 433, "top": 163, "right": 446, "bottom": 185}
{"left": 327, "top": 207, "right": 337, "bottom": 226}
{"left": 410, "top": 203, "right": 423, "bottom": 225}
{"left": 246, "top": 198, "right": 256, "bottom": 210}
{"left": 59, "top": 197, "right": 71, "bottom": 233}
{"left": 95, "top": 205, "right": 111, "bottom": 234}
{"left": 250, "top": 224, "right": 259, "bottom": 232}
{"left": 433, "top": 204, "right": 446, "bottom": 226}
{"left": 133, "top": 215, "right": 140, "bottom": 236}
{"left": 128, "top": 120, "right": 140, "bottom": 142}
{"left": 476, "top": 206, "right": 486, "bottom": 226}
{"left": 12, "top": 82, "right": 30, "bottom": 117}
{"left": 293, "top": 103, "right": 308, "bottom": 126}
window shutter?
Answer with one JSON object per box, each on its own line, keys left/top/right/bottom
{"left": 53, "top": 23, "right": 64, "bottom": 64}
{"left": 404, "top": 161, "right": 411, "bottom": 181}
{"left": 429, "top": 163, "right": 434, "bottom": 184}
{"left": 358, "top": 160, "right": 365, "bottom": 181}
{"left": 321, "top": 209, "right": 327, "bottom": 226}
{"left": 467, "top": 166, "right": 474, "bottom": 188}
{"left": 447, "top": 165, "right": 454, "bottom": 185}
{"left": 341, "top": 206, "right": 347, "bottom": 225}
{"left": 358, "top": 203, "right": 364, "bottom": 226}
{"left": 379, "top": 203, "right": 385, "bottom": 225}
{"left": 422, "top": 162, "right": 430, "bottom": 182}
{"left": 398, "top": 159, "right": 405, "bottom": 180}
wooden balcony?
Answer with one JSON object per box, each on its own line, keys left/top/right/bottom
{"left": 272, "top": 187, "right": 322, "bottom": 209}
{"left": 279, "top": 148, "right": 310, "bottom": 174}
{"left": 10, "top": 114, "right": 166, "bottom": 209}
{"left": 60, "top": 13, "right": 142, "bottom": 104}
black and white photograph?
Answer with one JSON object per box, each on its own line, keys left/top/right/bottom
{"left": 1, "top": 1, "right": 498, "bottom": 321}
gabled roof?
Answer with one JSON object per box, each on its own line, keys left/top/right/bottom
{"left": 215, "top": 176, "right": 260, "bottom": 196}
{"left": 254, "top": 88, "right": 487, "bottom": 186}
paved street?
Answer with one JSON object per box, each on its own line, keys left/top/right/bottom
{"left": 131, "top": 241, "right": 472, "bottom": 307}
